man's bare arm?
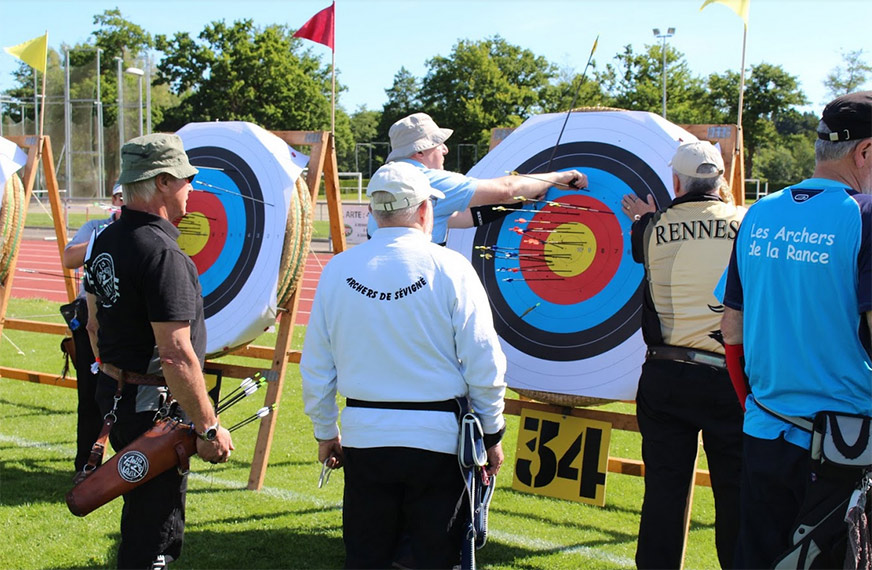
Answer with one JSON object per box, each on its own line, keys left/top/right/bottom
{"left": 151, "top": 321, "right": 233, "bottom": 462}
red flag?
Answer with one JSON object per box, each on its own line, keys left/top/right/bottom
{"left": 293, "top": 3, "right": 334, "bottom": 50}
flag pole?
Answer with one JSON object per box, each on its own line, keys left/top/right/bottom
{"left": 38, "top": 31, "right": 48, "bottom": 155}
{"left": 331, "top": 0, "right": 336, "bottom": 135}
{"left": 736, "top": 24, "right": 746, "bottom": 154}
{"left": 331, "top": 37, "right": 335, "bottom": 135}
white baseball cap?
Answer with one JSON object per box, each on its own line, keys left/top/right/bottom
{"left": 367, "top": 161, "right": 445, "bottom": 211}
{"left": 669, "top": 141, "right": 725, "bottom": 179}
{"left": 386, "top": 113, "right": 453, "bottom": 162}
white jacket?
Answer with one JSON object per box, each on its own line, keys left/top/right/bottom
{"left": 301, "top": 227, "right": 507, "bottom": 454}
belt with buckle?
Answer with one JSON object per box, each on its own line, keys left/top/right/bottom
{"left": 99, "top": 362, "right": 166, "bottom": 386}
{"left": 646, "top": 345, "right": 726, "bottom": 369}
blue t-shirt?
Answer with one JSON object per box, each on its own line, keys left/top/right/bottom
{"left": 367, "top": 158, "right": 479, "bottom": 244}
{"left": 724, "top": 178, "right": 872, "bottom": 448}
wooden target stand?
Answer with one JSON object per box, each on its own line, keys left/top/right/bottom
{"left": 0, "top": 135, "right": 77, "bottom": 379}
{"left": 488, "top": 122, "right": 744, "bottom": 568}
{"left": 0, "top": 131, "right": 347, "bottom": 492}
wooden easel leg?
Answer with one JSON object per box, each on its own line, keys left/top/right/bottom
{"left": 247, "top": 288, "right": 302, "bottom": 490}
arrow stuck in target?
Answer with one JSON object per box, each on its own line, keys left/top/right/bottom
{"left": 194, "top": 180, "right": 276, "bottom": 207}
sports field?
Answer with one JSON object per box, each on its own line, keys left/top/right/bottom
{"left": 0, "top": 296, "right": 723, "bottom": 569}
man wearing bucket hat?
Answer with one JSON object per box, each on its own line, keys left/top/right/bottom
{"left": 721, "top": 91, "right": 872, "bottom": 568}
{"left": 84, "top": 133, "right": 234, "bottom": 568}
{"left": 302, "top": 161, "right": 507, "bottom": 568}
{"left": 622, "top": 140, "right": 745, "bottom": 569}
{"left": 61, "top": 182, "right": 125, "bottom": 477}
{"left": 366, "top": 112, "right": 588, "bottom": 245}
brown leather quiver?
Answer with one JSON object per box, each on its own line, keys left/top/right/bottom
{"left": 66, "top": 418, "right": 197, "bottom": 517}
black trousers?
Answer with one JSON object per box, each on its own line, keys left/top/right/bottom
{"left": 342, "top": 446, "right": 464, "bottom": 569}
{"left": 635, "top": 359, "right": 744, "bottom": 569}
{"left": 67, "top": 298, "right": 103, "bottom": 473}
{"left": 96, "top": 374, "right": 186, "bottom": 569}
{"left": 734, "top": 434, "right": 858, "bottom": 569}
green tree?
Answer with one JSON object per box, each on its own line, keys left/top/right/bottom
{"left": 753, "top": 133, "right": 815, "bottom": 191}
{"left": 349, "top": 107, "right": 384, "bottom": 176}
{"left": 377, "top": 67, "right": 422, "bottom": 141}
{"left": 705, "top": 63, "right": 807, "bottom": 174}
{"left": 824, "top": 49, "right": 872, "bottom": 100}
{"left": 418, "top": 36, "right": 558, "bottom": 149}
{"left": 539, "top": 61, "right": 607, "bottom": 114}
{"left": 596, "top": 44, "right": 709, "bottom": 123}
{"left": 155, "top": 20, "right": 335, "bottom": 132}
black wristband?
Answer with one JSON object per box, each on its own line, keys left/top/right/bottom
{"left": 483, "top": 425, "right": 506, "bottom": 449}
{"left": 470, "top": 202, "right": 522, "bottom": 227}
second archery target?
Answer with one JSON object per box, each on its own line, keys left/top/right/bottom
{"left": 176, "top": 121, "right": 309, "bottom": 356}
{"left": 448, "top": 110, "right": 696, "bottom": 400}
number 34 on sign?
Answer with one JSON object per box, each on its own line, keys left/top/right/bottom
{"left": 512, "top": 408, "right": 612, "bottom": 506}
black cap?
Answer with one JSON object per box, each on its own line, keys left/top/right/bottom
{"left": 818, "top": 91, "right": 872, "bottom": 142}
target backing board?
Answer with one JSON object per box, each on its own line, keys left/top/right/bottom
{"left": 176, "top": 122, "right": 309, "bottom": 356}
{"left": 447, "top": 110, "right": 697, "bottom": 400}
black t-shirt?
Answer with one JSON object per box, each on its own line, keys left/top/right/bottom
{"left": 84, "top": 207, "right": 206, "bottom": 374}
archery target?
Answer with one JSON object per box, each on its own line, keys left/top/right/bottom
{"left": 176, "top": 122, "right": 309, "bottom": 356}
{"left": 448, "top": 111, "right": 697, "bottom": 400}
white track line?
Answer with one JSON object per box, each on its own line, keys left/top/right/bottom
{"left": 0, "top": 432, "right": 636, "bottom": 566}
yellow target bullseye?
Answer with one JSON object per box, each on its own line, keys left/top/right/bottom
{"left": 544, "top": 222, "right": 596, "bottom": 278}
{"left": 177, "top": 212, "right": 211, "bottom": 257}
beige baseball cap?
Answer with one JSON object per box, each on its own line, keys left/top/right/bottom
{"left": 669, "top": 141, "right": 725, "bottom": 179}
{"left": 366, "top": 161, "right": 445, "bottom": 211}
{"left": 386, "top": 113, "right": 453, "bottom": 162}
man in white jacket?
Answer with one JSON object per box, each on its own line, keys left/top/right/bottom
{"left": 301, "top": 161, "right": 507, "bottom": 569}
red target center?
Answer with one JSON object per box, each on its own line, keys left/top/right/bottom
{"left": 519, "top": 195, "right": 622, "bottom": 304}
{"left": 176, "top": 191, "right": 228, "bottom": 273}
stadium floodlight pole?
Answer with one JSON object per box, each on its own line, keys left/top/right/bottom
{"left": 115, "top": 57, "right": 124, "bottom": 165}
{"left": 145, "top": 54, "right": 152, "bottom": 134}
{"left": 125, "top": 66, "right": 144, "bottom": 137}
{"left": 653, "top": 27, "right": 676, "bottom": 118}
{"left": 545, "top": 35, "right": 599, "bottom": 174}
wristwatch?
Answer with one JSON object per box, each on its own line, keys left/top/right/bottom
{"left": 197, "top": 422, "right": 220, "bottom": 441}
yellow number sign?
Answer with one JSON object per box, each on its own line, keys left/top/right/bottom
{"left": 512, "top": 408, "right": 612, "bottom": 506}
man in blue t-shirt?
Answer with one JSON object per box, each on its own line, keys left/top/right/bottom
{"left": 367, "top": 113, "right": 587, "bottom": 244}
{"left": 721, "top": 91, "right": 872, "bottom": 568}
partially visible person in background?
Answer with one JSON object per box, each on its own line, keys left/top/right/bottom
{"left": 62, "top": 183, "right": 123, "bottom": 476}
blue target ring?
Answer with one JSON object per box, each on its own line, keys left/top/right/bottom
{"left": 193, "top": 168, "right": 246, "bottom": 297}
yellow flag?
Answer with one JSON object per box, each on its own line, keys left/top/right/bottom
{"left": 700, "top": 0, "right": 750, "bottom": 26}
{"left": 4, "top": 33, "right": 48, "bottom": 73}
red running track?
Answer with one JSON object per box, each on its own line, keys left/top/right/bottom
{"left": 10, "top": 239, "right": 330, "bottom": 326}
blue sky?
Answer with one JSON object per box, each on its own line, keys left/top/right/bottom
{"left": 1, "top": 0, "right": 870, "bottom": 116}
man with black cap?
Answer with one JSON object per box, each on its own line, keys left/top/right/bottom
{"left": 622, "top": 140, "right": 745, "bottom": 569}
{"left": 84, "top": 133, "right": 234, "bottom": 569}
{"left": 721, "top": 91, "right": 872, "bottom": 568}
{"left": 302, "top": 160, "right": 507, "bottom": 568}
{"left": 366, "top": 112, "right": 588, "bottom": 245}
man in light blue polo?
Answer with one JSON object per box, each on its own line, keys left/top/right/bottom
{"left": 367, "top": 112, "right": 587, "bottom": 244}
{"left": 721, "top": 91, "right": 872, "bottom": 568}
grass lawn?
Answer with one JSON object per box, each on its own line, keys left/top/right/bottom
{"left": 0, "top": 297, "right": 722, "bottom": 569}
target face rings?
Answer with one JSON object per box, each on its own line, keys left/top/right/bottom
{"left": 449, "top": 111, "right": 690, "bottom": 399}
{"left": 176, "top": 122, "right": 308, "bottom": 356}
